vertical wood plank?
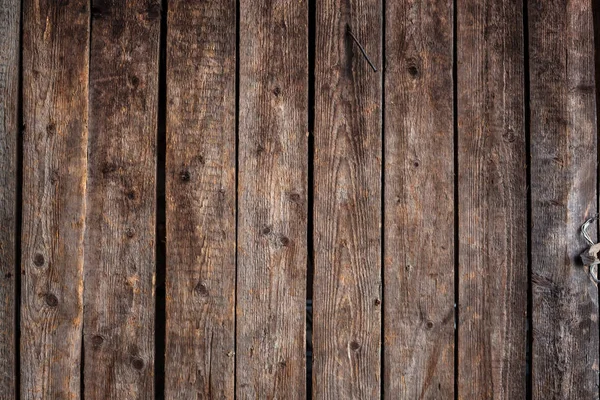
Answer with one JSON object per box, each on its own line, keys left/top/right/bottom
{"left": 0, "top": 0, "right": 19, "bottom": 397}
{"left": 457, "top": 0, "right": 527, "bottom": 398}
{"left": 84, "top": 0, "right": 159, "bottom": 397}
{"left": 312, "top": 0, "right": 382, "bottom": 398}
{"left": 237, "top": 1, "right": 308, "bottom": 398}
{"left": 384, "top": 0, "right": 454, "bottom": 398}
{"left": 21, "top": 0, "right": 89, "bottom": 398}
{"left": 165, "top": 0, "right": 236, "bottom": 398}
{"left": 530, "top": 0, "right": 599, "bottom": 398}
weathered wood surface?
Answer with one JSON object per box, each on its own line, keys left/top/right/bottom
{"left": 8, "top": 1, "right": 600, "bottom": 398}
{"left": 384, "top": 0, "right": 454, "bottom": 398}
{"left": 457, "top": 0, "right": 527, "bottom": 398}
{"left": 0, "top": 0, "right": 19, "bottom": 397}
{"left": 530, "top": 0, "right": 599, "bottom": 398}
{"left": 84, "top": 0, "right": 160, "bottom": 397}
{"left": 237, "top": 1, "right": 308, "bottom": 398}
{"left": 312, "top": 0, "right": 382, "bottom": 398}
{"left": 165, "top": 0, "right": 236, "bottom": 398}
{"left": 21, "top": 0, "right": 89, "bottom": 398}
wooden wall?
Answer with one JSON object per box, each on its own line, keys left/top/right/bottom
{"left": 0, "top": 0, "right": 598, "bottom": 398}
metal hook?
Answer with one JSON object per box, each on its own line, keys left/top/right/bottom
{"left": 580, "top": 214, "right": 600, "bottom": 282}
{"left": 590, "top": 264, "right": 600, "bottom": 283}
{"left": 581, "top": 214, "right": 598, "bottom": 246}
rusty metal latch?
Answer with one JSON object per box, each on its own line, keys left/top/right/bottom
{"left": 580, "top": 215, "right": 600, "bottom": 283}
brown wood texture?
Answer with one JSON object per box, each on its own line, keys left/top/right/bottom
{"left": 165, "top": 0, "right": 236, "bottom": 398}
{"left": 457, "top": 0, "right": 527, "bottom": 398}
{"left": 21, "top": 0, "right": 89, "bottom": 398}
{"left": 383, "top": 0, "right": 454, "bottom": 398}
{"left": 0, "top": 0, "right": 19, "bottom": 397}
{"left": 312, "top": 0, "right": 382, "bottom": 398}
{"left": 237, "top": 1, "right": 308, "bottom": 398}
{"left": 530, "top": 0, "right": 599, "bottom": 398}
{"left": 84, "top": 0, "right": 159, "bottom": 397}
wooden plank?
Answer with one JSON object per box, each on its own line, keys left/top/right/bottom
{"left": 21, "top": 1, "right": 89, "bottom": 398}
{"left": 237, "top": 0, "right": 308, "bottom": 398}
{"left": 0, "top": 0, "right": 19, "bottom": 397}
{"left": 84, "top": 1, "right": 159, "bottom": 397}
{"left": 312, "top": 0, "right": 382, "bottom": 397}
{"left": 530, "top": 0, "right": 599, "bottom": 398}
{"left": 165, "top": 0, "right": 236, "bottom": 398}
{"left": 456, "top": 0, "right": 527, "bottom": 398}
{"left": 383, "top": 0, "right": 454, "bottom": 398}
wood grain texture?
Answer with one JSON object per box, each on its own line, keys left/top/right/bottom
{"left": 457, "top": 0, "right": 527, "bottom": 398}
{"left": 529, "top": 0, "right": 599, "bottom": 398}
{"left": 0, "top": 0, "right": 19, "bottom": 397}
{"left": 237, "top": 1, "right": 308, "bottom": 398}
{"left": 21, "top": 0, "right": 89, "bottom": 398}
{"left": 312, "top": 0, "right": 382, "bottom": 398}
{"left": 84, "top": 0, "right": 159, "bottom": 397}
{"left": 384, "top": 0, "right": 454, "bottom": 398}
{"left": 165, "top": 0, "right": 236, "bottom": 398}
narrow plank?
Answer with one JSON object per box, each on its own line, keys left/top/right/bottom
{"left": 21, "top": 0, "right": 89, "bottom": 397}
{"left": 84, "top": 1, "right": 160, "bottom": 397}
{"left": 384, "top": 0, "right": 454, "bottom": 398}
{"left": 457, "top": 0, "right": 527, "bottom": 398}
{"left": 237, "top": 0, "right": 308, "bottom": 398}
{"left": 312, "top": 0, "right": 382, "bottom": 397}
{"left": 530, "top": 0, "right": 599, "bottom": 397}
{"left": 165, "top": 0, "right": 236, "bottom": 398}
{"left": 0, "top": 0, "right": 19, "bottom": 397}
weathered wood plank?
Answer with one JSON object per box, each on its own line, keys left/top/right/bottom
{"left": 21, "top": 1, "right": 89, "bottom": 398}
{"left": 457, "top": 0, "right": 527, "bottom": 398}
{"left": 530, "top": 0, "right": 599, "bottom": 398}
{"left": 165, "top": 0, "right": 236, "bottom": 398}
{"left": 383, "top": 0, "right": 454, "bottom": 398}
{"left": 84, "top": 1, "right": 159, "bottom": 397}
{"left": 237, "top": 1, "right": 308, "bottom": 398}
{"left": 312, "top": 0, "right": 382, "bottom": 397}
{"left": 0, "top": 0, "right": 19, "bottom": 397}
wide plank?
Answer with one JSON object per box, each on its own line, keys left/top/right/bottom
{"left": 21, "top": 0, "right": 89, "bottom": 397}
{"left": 237, "top": 0, "right": 308, "bottom": 398}
{"left": 84, "top": 0, "right": 160, "bottom": 397}
{"left": 456, "top": 0, "right": 527, "bottom": 398}
{"left": 312, "top": 0, "right": 382, "bottom": 398}
{"left": 165, "top": 0, "right": 236, "bottom": 398}
{"left": 529, "top": 0, "right": 599, "bottom": 397}
{"left": 384, "top": 0, "right": 454, "bottom": 398}
{"left": 0, "top": 0, "right": 19, "bottom": 397}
